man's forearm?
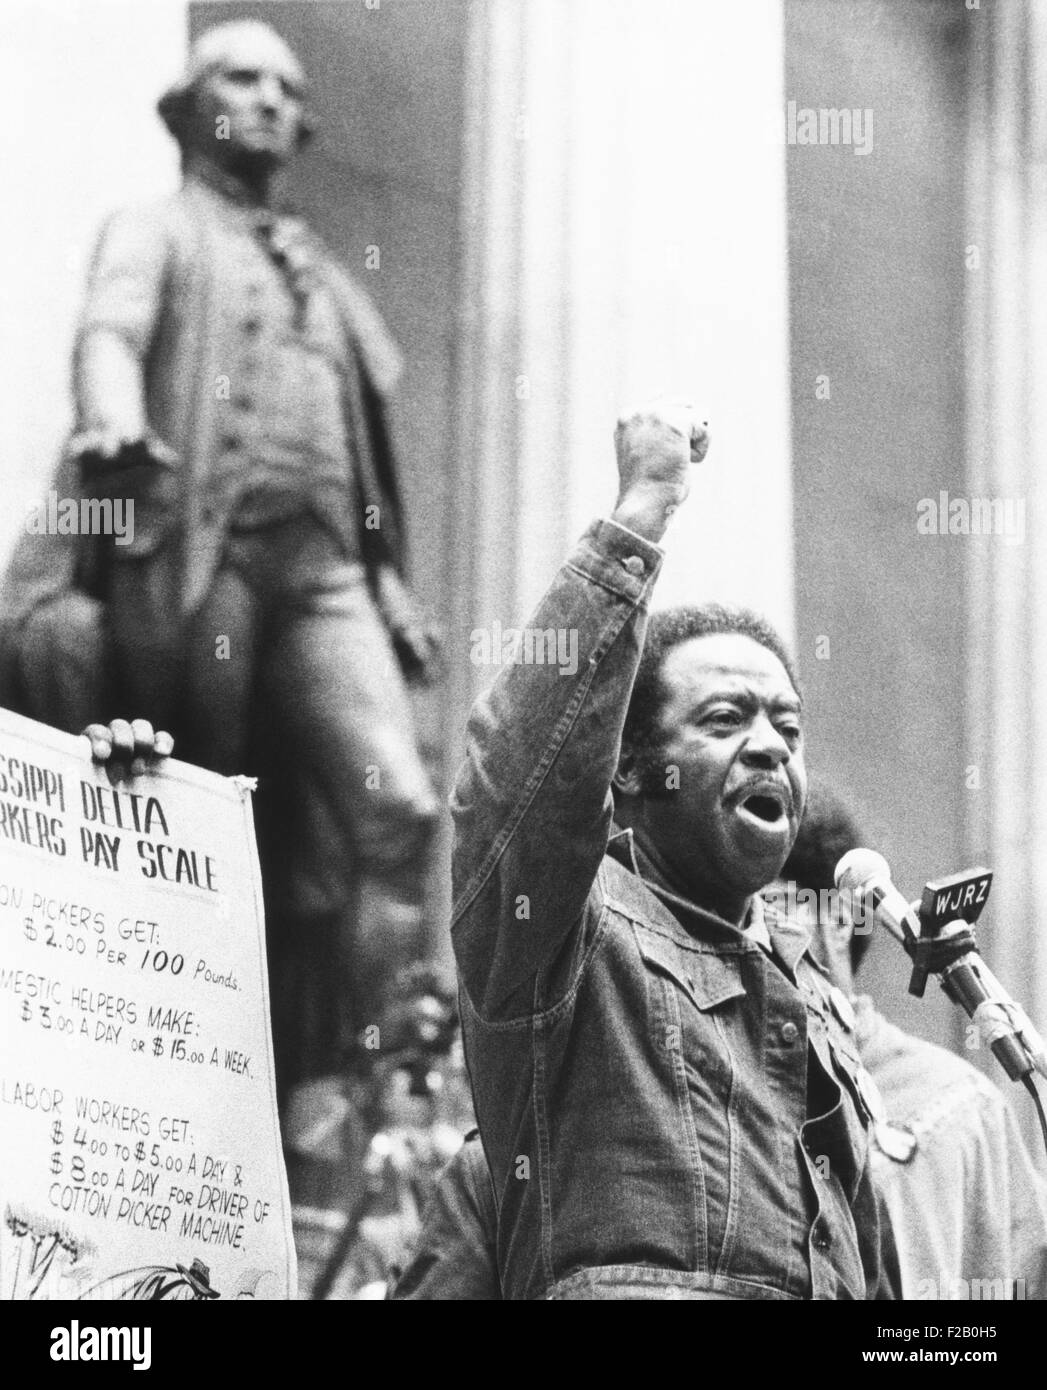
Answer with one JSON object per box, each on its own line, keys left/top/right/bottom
{"left": 451, "top": 517, "right": 663, "bottom": 1012}
{"left": 611, "top": 487, "right": 679, "bottom": 544}
{"left": 452, "top": 403, "right": 706, "bottom": 1013}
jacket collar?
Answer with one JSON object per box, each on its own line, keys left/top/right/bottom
{"left": 607, "top": 823, "right": 811, "bottom": 972}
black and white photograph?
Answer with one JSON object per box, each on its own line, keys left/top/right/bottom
{"left": 0, "top": 0, "right": 1045, "bottom": 1356}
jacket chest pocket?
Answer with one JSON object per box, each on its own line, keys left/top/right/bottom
{"left": 634, "top": 927, "right": 746, "bottom": 1084}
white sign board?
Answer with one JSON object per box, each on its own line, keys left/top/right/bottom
{"left": 0, "top": 708, "right": 295, "bottom": 1300}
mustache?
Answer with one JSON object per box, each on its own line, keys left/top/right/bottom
{"left": 728, "top": 778, "right": 794, "bottom": 814}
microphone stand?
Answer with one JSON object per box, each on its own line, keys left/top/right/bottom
{"left": 906, "top": 868, "right": 1047, "bottom": 1161}
{"left": 929, "top": 918, "right": 1047, "bottom": 1083}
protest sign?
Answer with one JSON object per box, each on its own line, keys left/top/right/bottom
{"left": 0, "top": 709, "right": 295, "bottom": 1299}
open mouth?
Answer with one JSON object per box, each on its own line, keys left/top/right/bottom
{"left": 732, "top": 787, "right": 791, "bottom": 838}
{"left": 742, "top": 794, "right": 785, "bottom": 824}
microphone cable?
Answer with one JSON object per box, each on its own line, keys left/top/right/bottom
{"left": 1022, "top": 1073, "right": 1047, "bottom": 1166}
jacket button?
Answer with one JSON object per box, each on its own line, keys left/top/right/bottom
{"left": 622, "top": 555, "right": 645, "bottom": 576}
{"left": 780, "top": 1021, "right": 799, "bottom": 1045}
{"left": 812, "top": 1221, "right": 832, "bottom": 1251}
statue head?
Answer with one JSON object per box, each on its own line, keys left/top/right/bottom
{"left": 157, "top": 20, "right": 314, "bottom": 174}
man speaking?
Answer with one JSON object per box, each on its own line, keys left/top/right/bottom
{"left": 450, "top": 402, "right": 898, "bottom": 1299}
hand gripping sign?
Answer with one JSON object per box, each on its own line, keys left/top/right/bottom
{"left": 0, "top": 707, "right": 295, "bottom": 1300}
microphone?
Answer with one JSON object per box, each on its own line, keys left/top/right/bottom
{"left": 833, "top": 848, "right": 921, "bottom": 948}
{"left": 835, "top": 848, "right": 1047, "bottom": 1084}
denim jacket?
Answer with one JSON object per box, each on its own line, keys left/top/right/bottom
{"left": 451, "top": 519, "right": 898, "bottom": 1300}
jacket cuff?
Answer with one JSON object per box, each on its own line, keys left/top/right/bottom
{"left": 567, "top": 517, "right": 665, "bottom": 604}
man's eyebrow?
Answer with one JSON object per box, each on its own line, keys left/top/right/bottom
{"left": 691, "top": 690, "right": 803, "bottom": 715}
{"left": 773, "top": 694, "right": 803, "bottom": 714}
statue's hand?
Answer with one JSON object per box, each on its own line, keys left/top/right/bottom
{"left": 375, "top": 567, "right": 444, "bottom": 686}
{"left": 76, "top": 432, "right": 178, "bottom": 477}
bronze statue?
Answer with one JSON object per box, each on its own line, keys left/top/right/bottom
{"left": 0, "top": 20, "right": 441, "bottom": 1091}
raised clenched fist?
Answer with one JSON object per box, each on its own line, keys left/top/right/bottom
{"left": 612, "top": 398, "right": 710, "bottom": 542}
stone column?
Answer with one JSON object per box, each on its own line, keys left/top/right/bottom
{"left": 448, "top": 0, "right": 794, "bottom": 753}
{"left": 964, "top": 0, "right": 1047, "bottom": 1131}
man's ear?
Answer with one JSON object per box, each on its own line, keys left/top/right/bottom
{"left": 613, "top": 744, "right": 644, "bottom": 798}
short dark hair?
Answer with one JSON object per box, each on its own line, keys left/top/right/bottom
{"left": 782, "top": 783, "right": 872, "bottom": 971}
{"left": 621, "top": 603, "right": 802, "bottom": 774}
